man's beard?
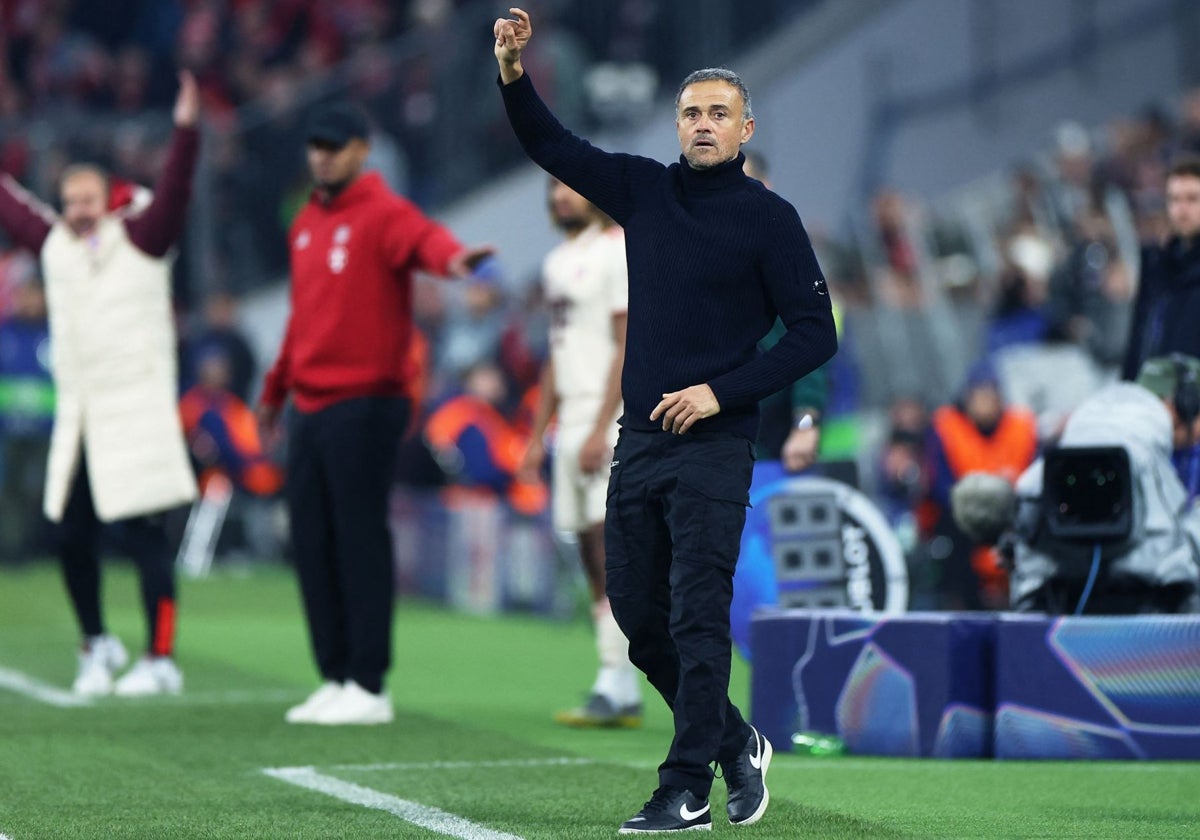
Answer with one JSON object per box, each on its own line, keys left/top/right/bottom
{"left": 68, "top": 218, "right": 98, "bottom": 236}
{"left": 317, "top": 176, "right": 353, "bottom": 198}
{"left": 554, "top": 215, "right": 589, "bottom": 234}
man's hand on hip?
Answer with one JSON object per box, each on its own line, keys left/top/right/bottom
{"left": 650, "top": 385, "right": 721, "bottom": 435}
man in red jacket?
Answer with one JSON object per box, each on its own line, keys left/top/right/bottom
{"left": 259, "top": 101, "right": 493, "bottom": 725}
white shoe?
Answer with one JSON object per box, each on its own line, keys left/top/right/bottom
{"left": 72, "top": 635, "right": 129, "bottom": 696}
{"left": 311, "top": 681, "right": 393, "bottom": 725}
{"left": 114, "top": 657, "right": 183, "bottom": 697}
{"left": 285, "top": 681, "right": 345, "bottom": 724}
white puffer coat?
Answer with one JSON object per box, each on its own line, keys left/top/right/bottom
{"left": 40, "top": 216, "right": 196, "bottom": 522}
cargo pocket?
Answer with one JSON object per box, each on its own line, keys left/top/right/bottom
{"left": 673, "top": 460, "right": 751, "bottom": 571}
{"left": 604, "top": 461, "right": 631, "bottom": 574}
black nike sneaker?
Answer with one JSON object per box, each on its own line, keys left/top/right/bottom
{"left": 618, "top": 786, "right": 712, "bottom": 833}
{"left": 722, "top": 725, "right": 772, "bottom": 826}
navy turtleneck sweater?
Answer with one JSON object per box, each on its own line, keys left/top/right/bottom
{"left": 500, "top": 73, "right": 837, "bottom": 440}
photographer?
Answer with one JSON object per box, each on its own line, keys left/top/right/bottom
{"left": 953, "top": 358, "right": 1200, "bottom": 614}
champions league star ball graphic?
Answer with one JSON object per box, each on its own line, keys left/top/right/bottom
{"left": 994, "top": 615, "right": 1200, "bottom": 759}
{"left": 731, "top": 464, "right": 908, "bottom": 659}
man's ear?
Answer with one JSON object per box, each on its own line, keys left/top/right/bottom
{"left": 741, "top": 118, "right": 755, "bottom": 145}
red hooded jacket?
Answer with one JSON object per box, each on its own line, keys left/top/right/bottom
{"left": 261, "top": 171, "right": 462, "bottom": 413}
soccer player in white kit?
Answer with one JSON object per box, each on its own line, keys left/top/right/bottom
{"left": 519, "top": 177, "right": 642, "bottom": 727}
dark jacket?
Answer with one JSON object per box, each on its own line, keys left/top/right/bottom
{"left": 1122, "top": 237, "right": 1200, "bottom": 380}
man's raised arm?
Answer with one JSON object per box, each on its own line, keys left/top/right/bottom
{"left": 125, "top": 71, "right": 201, "bottom": 258}
{"left": 0, "top": 174, "right": 54, "bottom": 254}
{"left": 491, "top": 7, "right": 657, "bottom": 227}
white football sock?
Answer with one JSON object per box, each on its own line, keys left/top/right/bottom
{"left": 591, "top": 599, "right": 639, "bottom": 704}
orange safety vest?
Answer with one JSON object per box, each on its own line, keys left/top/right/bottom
{"left": 179, "top": 387, "right": 283, "bottom": 496}
{"left": 425, "top": 395, "right": 548, "bottom": 517}
{"left": 932, "top": 405, "right": 1038, "bottom": 604}
{"left": 931, "top": 406, "right": 1038, "bottom": 482}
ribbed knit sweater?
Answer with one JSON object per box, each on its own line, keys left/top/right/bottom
{"left": 501, "top": 73, "right": 837, "bottom": 440}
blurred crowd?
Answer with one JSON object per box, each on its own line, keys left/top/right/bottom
{"left": 0, "top": 0, "right": 807, "bottom": 294}
{"left": 860, "top": 89, "right": 1200, "bottom": 610}
{"left": 2, "top": 1, "right": 1199, "bottom": 613}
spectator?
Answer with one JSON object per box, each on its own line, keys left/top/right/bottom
{"left": 876, "top": 395, "right": 929, "bottom": 528}
{"left": 180, "top": 349, "right": 282, "bottom": 500}
{"left": 984, "top": 253, "right": 1049, "bottom": 356}
{"left": 437, "top": 259, "right": 508, "bottom": 379}
{"left": 871, "top": 189, "right": 924, "bottom": 309}
{"left": 926, "top": 362, "right": 1038, "bottom": 609}
{"left": 1179, "top": 88, "right": 1200, "bottom": 156}
{"left": 0, "top": 279, "right": 53, "bottom": 563}
{"left": 1122, "top": 157, "right": 1200, "bottom": 379}
{"left": 426, "top": 360, "right": 547, "bottom": 517}
{"left": 1045, "top": 211, "right": 1133, "bottom": 369}
{"left": 1136, "top": 354, "right": 1200, "bottom": 505}
{"left": 187, "top": 292, "right": 257, "bottom": 403}
{"left": 0, "top": 247, "right": 38, "bottom": 320}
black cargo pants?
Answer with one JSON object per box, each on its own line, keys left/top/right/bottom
{"left": 605, "top": 428, "right": 755, "bottom": 798}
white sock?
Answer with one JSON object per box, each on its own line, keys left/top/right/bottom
{"left": 591, "top": 599, "right": 640, "bottom": 705}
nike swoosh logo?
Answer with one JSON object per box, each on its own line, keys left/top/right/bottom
{"left": 748, "top": 733, "right": 764, "bottom": 770}
{"left": 679, "top": 802, "right": 709, "bottom": 821}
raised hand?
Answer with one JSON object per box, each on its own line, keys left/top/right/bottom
{"left": 494, "top": 7, "right": 532, "bottom": 82}
{"left": 173, "top": 70, "right": 200, "bottom": 127}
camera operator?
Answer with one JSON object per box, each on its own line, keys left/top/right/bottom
{"left": 952, "top": 357, "right": 1200, "bottom": 614}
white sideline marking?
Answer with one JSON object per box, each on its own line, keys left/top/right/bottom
{"left": 147, "top": 689, "right": 302, "bottom": 705}
{"left": 264, "top": 766, "right": 525, "bottom": 840}
{"left": 1, "top": 831, "right": 13, "bottom": 839}
{"left": 330, "top": 757, "right": 595, "bottom": 772}
{"left": 0, "top": 667, "right": 90, "bottom": 708}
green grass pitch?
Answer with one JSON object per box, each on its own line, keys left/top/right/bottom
{"left": 0, "top": 563, "right": 1197, "bottom": 838}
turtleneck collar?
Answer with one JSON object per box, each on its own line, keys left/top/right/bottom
{"left": 677, "top": 151, "right": 747, "bottom": 194}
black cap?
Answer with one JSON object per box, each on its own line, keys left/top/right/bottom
{"left": 306, "top": 101, "right": 369, "bottom": 148}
